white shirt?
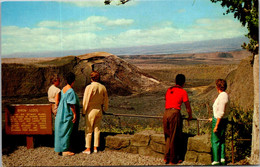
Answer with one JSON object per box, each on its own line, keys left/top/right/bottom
{"left": 213, "top": 92, "right": 230, "bottom": 119}
{"left": 47, "top": 84, "right": 61, "bottom": 103}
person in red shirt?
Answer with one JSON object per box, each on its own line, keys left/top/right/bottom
{"left": 163, "top": 74, "right": 192, "bottom": 164}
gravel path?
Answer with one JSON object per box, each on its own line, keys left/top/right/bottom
{"left": 2, "top": 146, "right": 164, "bottom": 166}
{"left": 2, "top": 146, "right": 201, "bottom": 166}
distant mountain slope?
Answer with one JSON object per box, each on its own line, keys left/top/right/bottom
{"left": 120, "top": 50, "right": 251, "bottom": 65}
{"left": 110, "top": 36, "right": 249, "bottom": 56}
{"left": 196, "top": 55, "right": 254, "bottom": 111}
{"left": 2, "top": 37, "right": 249, "bottom": 58}
{"left": 2, "top": 52, "right": 161, "bottom": 99}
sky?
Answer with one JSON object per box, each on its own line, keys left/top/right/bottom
{"left": 1, "top": 0, "right": 248, "bottom": 56}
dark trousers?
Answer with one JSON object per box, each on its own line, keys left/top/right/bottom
{"left": 163, "top": 108, "right": 183, "bottom": 164}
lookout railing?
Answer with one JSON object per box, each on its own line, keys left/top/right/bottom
{"left": 104, "top": 112, "right": 251, "bottom": 164}
{"left": 105, "top": 112, "right": 210, "bottom": 135}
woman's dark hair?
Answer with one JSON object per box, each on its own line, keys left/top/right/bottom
{"left": 175, "top": 74, "right": 186, "bottom": 86}
{"left": 50, "top": 73, "right": 60, "bottom": 84}
{"left": 216, "top": 79, "right": 227, "bottom": 91}
{"left": 90, "top": 71, "right": 100, "bottom": 82}
{"left": 65, "top": 72, "right": 75, "bottom": 85}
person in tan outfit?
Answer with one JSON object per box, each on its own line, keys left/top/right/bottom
{"left": 82, "top": 71, "right": 109, "bottom": 154}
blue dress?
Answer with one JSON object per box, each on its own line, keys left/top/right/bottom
{"left": 54, "top": 88, "right": 80, "bottom": 152}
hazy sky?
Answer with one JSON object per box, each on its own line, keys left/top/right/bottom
{"left": 1, "top": 0, "right": 248, "bottom": 56}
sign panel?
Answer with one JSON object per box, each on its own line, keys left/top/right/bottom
{"left": 5, "top": 104, "right": 52, "bottom": 135}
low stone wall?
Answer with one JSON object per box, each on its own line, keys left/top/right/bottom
{"left": 185, "top": 134, "right": 212, "bottom": 164}
{"left": 105, "top": 130, "right": 165, "bottom": 158}
{"left": 105, "top": 130, "right": 212, "bottom": 164}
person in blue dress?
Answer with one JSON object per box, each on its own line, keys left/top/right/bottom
{"left": 54, "top": 72, "right": 80, "bottom": 156}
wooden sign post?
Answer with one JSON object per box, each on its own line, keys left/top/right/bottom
{"left": 5, "top": 104, "right": 52, "bottom": 149}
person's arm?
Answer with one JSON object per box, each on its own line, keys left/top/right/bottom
{"left": 82, "top": 85, "right": 92, "bottom": 116}
{"left": 103, "top": 87, "right": 109, "bottom": 113}
{"left": 55, "top": 92, "right": 60, "bottom": 107}
{"left": 184, "top": 101, "right": 192, "bottom": 120}
{"left": 69, "top": 104, "right": 76, "bottom": 123}
{"left": 213, "top": 118, "right": 221, "bottom": 132}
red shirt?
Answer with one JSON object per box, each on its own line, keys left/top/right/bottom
{"left": 165, "top": 85, "right": 189, "bottom": 110}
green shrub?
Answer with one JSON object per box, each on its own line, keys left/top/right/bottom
{"left": 225, "top": 106, "right": 253, "bottom": 162}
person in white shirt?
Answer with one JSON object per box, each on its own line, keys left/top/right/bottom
{"left": 47, "top": 74, "right": 61, "bottom": 117}
{"left": 209, "top": 79, "right": 230, "bottom": 165}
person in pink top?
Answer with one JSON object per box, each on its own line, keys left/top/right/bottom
{"left": 163, "top": 74, "right": 192, "bottom": 164}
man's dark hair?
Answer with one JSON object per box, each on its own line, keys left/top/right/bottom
{"left": 175, "top": 74, "right": 186, "bottom": 86}
{"left": 65, "top": 72, "right": 75, "bottom": 85}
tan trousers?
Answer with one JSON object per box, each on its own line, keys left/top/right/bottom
{"left": 85, "top": 108, "right": 102, "bottom": 148}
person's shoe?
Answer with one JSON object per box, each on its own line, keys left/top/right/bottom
{"left": 220, "top": 159, "right": 226, "bottom": 165}
{"left": 94, "top": 147, "right": 98, "bottom": 153}
{"left": 169, "top": 162, "right": 177, "bottom": 165}
{"left": 82, "top": 148, "right": 91, "bottom": 154}
{"left": 62, "top": 151, "right": 75, "bottom": 156}
{"left": 211, "top": 161, "right": 220, "bottom": 165}
{"left": 178, "top": 160, "right": 183, "bottom": 164}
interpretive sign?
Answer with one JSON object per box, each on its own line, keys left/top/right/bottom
{"left": 5, "top": 104, "right": 52, "bottom": 135}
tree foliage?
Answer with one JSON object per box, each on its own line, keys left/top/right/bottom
{"left": 210, "top": 0, "right": 259, "bottom": 55}
{"left": 225, "top": 107, "right": 253, "bottom": 162}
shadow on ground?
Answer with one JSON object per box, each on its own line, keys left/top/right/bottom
{"left": 2, "top": 130, "right": 119, "bottom": 155}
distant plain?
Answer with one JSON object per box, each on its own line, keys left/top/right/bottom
{"left": 102, "top": 49, "right": 251, "bottom": 133}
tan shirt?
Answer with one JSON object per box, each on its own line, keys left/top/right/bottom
{"left": 83, "top": 82, "right": 109, "bottom": 115}
{"left": 48, "top": 84, "right": 61, "bottom": 103}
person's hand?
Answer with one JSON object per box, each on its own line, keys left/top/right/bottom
{"left": 208, "top": 118, "right": 212, "bottom": 122}
{"left": 213, "top": 126, "right": 218, "bottom": 133}
{"left": 187, "top": 115, "right": 193, "bottom": 121}
{"left": 186, "top": 115, "right": 192, "bottom": 126}
{"left": 72, "top": 114, "right": 76, "bottom": 123}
